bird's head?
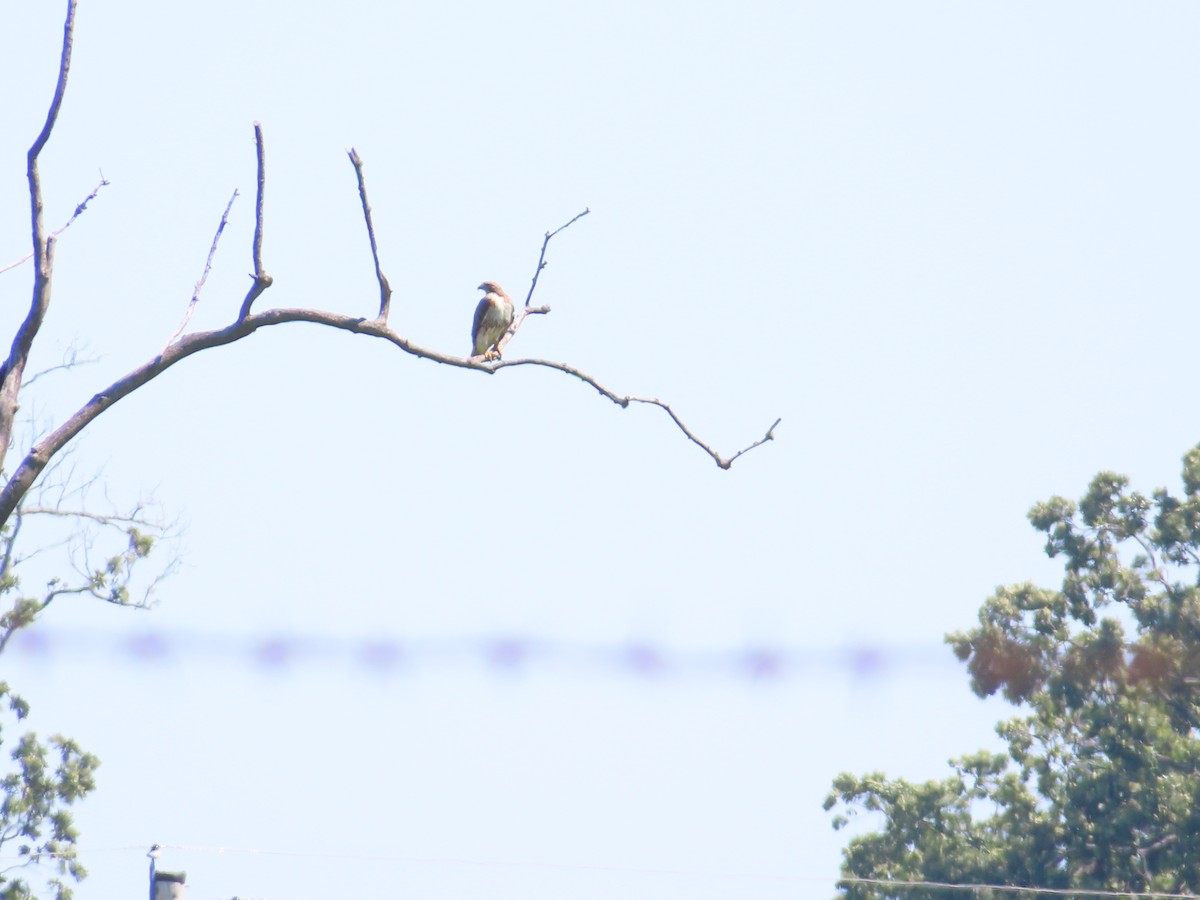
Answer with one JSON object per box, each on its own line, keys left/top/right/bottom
{"left": 478, "top": 281, "right": 505, "bottom": 296}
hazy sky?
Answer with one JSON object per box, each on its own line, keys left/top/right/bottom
{"left": 2, "top": 2, "right": 1199, "bottom": 898}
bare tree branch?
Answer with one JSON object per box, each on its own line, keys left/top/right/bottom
{"left": 0, "top": 175, "right": 107, "bottom": 276}
{"left": 0, "top": 0, "right": 78, "bottom": 475}
{"left": 0, "top": 291, "right": 779, "bottom": 527}
{"left": 347, "top": 147, "right": 393, "bottom": 323}
{"left": 163, "top": 190, "right": 239, "bottom": 352}
{"left": 237, "top": 122, "right": 273, "bottom": 320}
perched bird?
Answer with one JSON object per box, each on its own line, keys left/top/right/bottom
{"left": 471, "top": 281, "right": 515, "bottom": 360}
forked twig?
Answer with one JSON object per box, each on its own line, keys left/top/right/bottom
{"left": 492, "top": 209, "right": 589, "bottom": 359}
{"left": 625, "top": 405, "right": 781, "bottom": 469}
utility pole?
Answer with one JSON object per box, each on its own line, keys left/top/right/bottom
{"left": 147, "top": 845, "right": 187, "bottom": 899}
{"left": 147, "top": 844, "right": 159, "bottom": 900}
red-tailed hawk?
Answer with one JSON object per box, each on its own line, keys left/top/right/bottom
{"left": 471, "top": 281, "right": 515, "bottom": 360}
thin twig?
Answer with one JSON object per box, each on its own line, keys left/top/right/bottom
{"left": 238, "top": 122, "right": 273, "bottom": 320}
{"left": 523, "top": 207, "right": 589, "bottom": 309}
{"left": 0, "top": 175, "right": 108, "bottom": 276}
{"left": 722, "top": 417, "right": 782, "bottom": 468}
{"left": 347, "top": 148, "right": 393, "bottom": 323}
{"left": 18, "top": 507, "right": 165, "bottom": 529}
{"left": 491, "top": 356, "right": 780, "bottom": 469}
{"left": 493, "top": 208, "right": 589, "bottom": 358}
{"left": 21, "top": 345, "right": 99, "bottom": 389}
{"left": 162, "top": 191, "right": 238, "bottom": 353}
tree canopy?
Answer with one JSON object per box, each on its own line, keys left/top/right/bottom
{"left": 825, "top": 445, "right": 1200, "bottom": 899}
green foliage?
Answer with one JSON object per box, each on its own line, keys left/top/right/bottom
{"left": 0, "top": 683, "right": 97, "bottom": 900}
{"left": 0, "top": 502, "right": 173, "bottom": 653}
{"left": 826, "top": 445, "right": 1200, "bottom": 898}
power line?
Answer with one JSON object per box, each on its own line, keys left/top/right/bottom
{"left": 838, "top": 877, "right": 1197, "bottom": 899}
{"left": 5, "top": 846, "right": 1195, "bottom": 898}
{"left": 7, "top": 626, "right": 956, "bottom": 680}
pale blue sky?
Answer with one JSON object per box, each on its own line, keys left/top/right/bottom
{"left": 2, "top": 2, "right": 1199, "bottom": 898}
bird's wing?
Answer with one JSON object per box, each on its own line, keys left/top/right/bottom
{"left": 471, "top": 295, "right": 492, "bottom": 348}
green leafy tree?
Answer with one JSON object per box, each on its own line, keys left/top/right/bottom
{"left": 825, "top": 445, "right": 1200, "bottom": 898}
{"left": 0, "top": 683, "right": 97, "bottom": 900}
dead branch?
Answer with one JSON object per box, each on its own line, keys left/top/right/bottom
{"left": 0, "top": 174, "right": 107, "bottom": 276}
{"left": 347, "top": 147, "right": 392, "bottom": 323}
{"left": 0, "top": 0, "right": 78, "bottom": 475}
{"left": 163, "top": 190, "right": 238, "bottom": 352}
